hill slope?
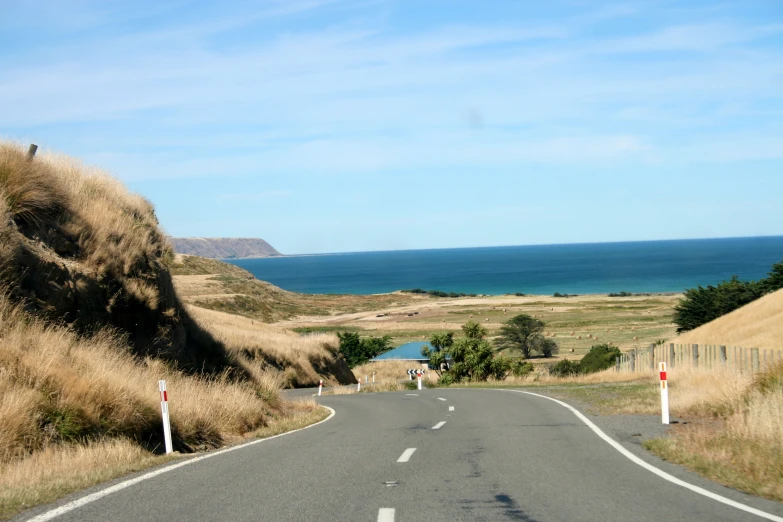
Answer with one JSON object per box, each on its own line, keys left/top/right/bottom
{"left": 170, "top": 237, "right": 282, "bottom": 258}
{"left": 671, "top": 287, "right": 783, "bottom": 350}
{"left": 0, "top": 142, "right": 345, "bottom": 517}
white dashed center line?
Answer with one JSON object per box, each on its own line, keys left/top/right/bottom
{"left": 432, "top": 421, "right": 446, "bottom": 430}
{"left": 378, "top": 508, "right": 395, "bottom": 521}
{"left": 437, "top": 397, "right": 447, "bottom": 401}
{"left": 405, "top": 394, "right": 418, "bottom": 396}
{"left": 397, "top": 448, "right": 417, "bottom": 463}
{"left": 449, "top": 406, "right": 455, "bottom": 411}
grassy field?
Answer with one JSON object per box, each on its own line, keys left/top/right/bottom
{"left": 277, "top": 293, "right": 680, "bottom": 359}
{"left": 171, "top": 258, "right": 680, "bottom": 358}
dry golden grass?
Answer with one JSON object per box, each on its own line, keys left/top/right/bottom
{"left": 645, "top": 362, "right": 783, "bottom": 501}
{"left": 0, "top": 438, "right": 164, "bottom": 519}
{"left": 186, "top": 305, "right": 350, "bottom": 388}
{"left": 0, "top": 294, "right": 274, "bottom": 462}
{"left": 0, "top": 402, "right": 329, "bottom": 519}
{"left": 0, "top": 143, "right": 68, "bottom": 227}
{"left": 671, "top": 288, "right": 783, "bottom": 351}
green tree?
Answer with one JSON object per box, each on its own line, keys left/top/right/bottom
{"left": 579, "top": 344, "right": 622, "bottom": 374}
{"left": 548, "top": 359, "right": 580, "bottom": 377}
{"left": 422, "top": 332, "right": 454, "bottom": 376}
{"left": 337, "top": 332, "right": 391, "bottom": 368}
{"left": 673, "top": 276, "right": 766, "bottom": 333}
{"left": 494, "top": 314, "right": 554, "bottom": 358}
{"left": 461, "top": 321, "right": 488, "bottom": 340}
{"left": 765, "top": 260, "right": 783, "bottom": 293}
{"left": 534, "top": 337, "right": 559, "bottom": 358}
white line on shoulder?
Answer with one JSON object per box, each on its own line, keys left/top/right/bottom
{"left": 25, "top": 406, "right": 337, "bottom": 522}
{"left": 432, "top": 421, "right": 446, "bottom": 430}
{"left": 378, "top": 507, "right": 395, "bottom": 521}
{"left": 503, "top": 390, "right": 783, "bottom": 522}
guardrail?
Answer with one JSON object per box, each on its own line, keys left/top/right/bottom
{"left": 616, "top": 343, "right": 783, "bottom": 374}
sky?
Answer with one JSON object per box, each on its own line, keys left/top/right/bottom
{"left": 2, "top": 0, "right": 782, "bottom": 255}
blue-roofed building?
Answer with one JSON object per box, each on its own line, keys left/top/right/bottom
{"left": 371, "top": 341, "right": 452, "bottom": 363}
{"left": 370, "top": 341, "right": 434, "bottom": 363}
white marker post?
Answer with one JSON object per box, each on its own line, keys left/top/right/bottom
{"left": 417, "top": 370, "right": 422, "bottom": 390}
{"left": 659, "top": 362, "right": 669, "bottom": 425}
{"left": 158, "top": 380, "right": 173, "bottom": 454}
{"left": 372, "top": 372, "right": 376, "bottom": 383}
{"left": 318, "top": 379, "right": 323, "bottom": 397}
{"left": 357, "top": 379, "right": 361, "bottom": 392}
{"left": 365, "top": 375, "right": 368, "bottom": 384}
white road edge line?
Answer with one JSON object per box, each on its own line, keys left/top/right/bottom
{"left": 503, "top": 390, "right": 783, "bottom": 522}
{"left": 405, "top": 393, "right": 418, "bottom": 396}
{"left": 449, "top": 406, "right": 455, "bottom": 411}
{"left": 397, "top": 448, "right": 417, "bottom": 463}
{"left": 437, "top": 397, "right": 447, "bottom": 401}
{"left": 378, "top": 507, "right": 395, "bottom": 522}
{"left": 25, "top": 406, "right": 338, "bottom": 522}
{"left": 432, "top": 421, "right": 446, "bottom": 430}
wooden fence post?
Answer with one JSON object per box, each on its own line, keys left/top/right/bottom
{"left": 630, "top": 350, "right": 636, "bottom": 372}
{"left": 692, "top": 344, "right": 699, "bottom": 368}
{"left": 615, "top": 356, "right": 620, "bottom": 372}
{"left": 669, "top": 343, "right": 675, "bottom": 367}
{"left": 649, "top": 344, "right": 655, "bottom": 370}
{"left": 751, "top": 348, "right": 759, "bottom": 373}
{"left": 26, "top": 143, "right": 38, "bottom": 160}
{"left": 720, "top": 346, "right": 727, "bottom": 367}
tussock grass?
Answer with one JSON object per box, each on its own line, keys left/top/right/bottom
{"left": 0, "top": 438, "right": 164, "bottom": 519}
{"left": 0, "top": 144, "right": 68, "bottom": 227}
{"left": 186, "top": 305, "right": 352, "bottom": 388}
{"left": 0, "top": 293, "right": 330, "bottom": 518}
{"left": 0, "top": 294, "right": 271, "bottom": 462}
{"left": 645, "top": 362, "right": 783, "bottom": 501}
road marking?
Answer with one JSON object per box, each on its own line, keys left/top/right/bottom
{"left": 449, "top": 406, "right": 455, "bottom": 411}
{"left": 437, "top": 397, "right": 447, "bottom": 401}
{"left": 405, "top": 393, "right": 418, "bottom": 396}
{"left": 378, "top": 508, "right": 395, "bottom": 522}
{"left": 432, "top": 421, "right": 446, "bottom": 430}
{"left": 503, "top": 390, "right": 783, "bottom": 522}
{"left": 26, "top": 406, "right": 338, "bottom": 522}
{"left": 397, "top": 448, "right": 417, "bottom": 463}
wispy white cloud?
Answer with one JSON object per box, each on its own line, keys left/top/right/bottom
{"left": 1, "top": 0, "right": 781, "bottom": 183}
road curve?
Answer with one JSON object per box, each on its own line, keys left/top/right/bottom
{"left": 18, "top": 389, "right": 783, "bottom": 522}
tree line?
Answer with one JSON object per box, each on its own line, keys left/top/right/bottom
{"left": 673, "top": 259, "right": 783, "bottom": 333}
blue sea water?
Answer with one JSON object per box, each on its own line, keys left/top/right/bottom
{"left": 228, "top": 237, "right": 783, "bottom": 296}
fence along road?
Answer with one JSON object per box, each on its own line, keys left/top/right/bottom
{"left": 617, "top": 343, "right": 783, "bottom": 373}
{"left": 20, "top": 390, "right": 783, "bottom": 522}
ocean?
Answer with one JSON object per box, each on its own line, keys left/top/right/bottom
{"left": 227, "top": 236, "right": 783, "bottom": 296}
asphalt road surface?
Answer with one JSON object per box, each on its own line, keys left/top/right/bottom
{"left": 20, "top": 389, "right": 783, "bottom": 522}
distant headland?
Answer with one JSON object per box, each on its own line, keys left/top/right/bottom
{"left": 169, "top": 237, "right": 282, "bottom": 259}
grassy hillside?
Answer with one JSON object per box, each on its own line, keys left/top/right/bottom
{"left": 0, "top": 142, "right": 335, "bottom": 518}
{"left": 670, "top": 288, "right": 783, "bottom": 350}
{"left": 170, "top": 255, "right": 422, "bottom": 322}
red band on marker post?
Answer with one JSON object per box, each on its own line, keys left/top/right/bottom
{"left": 659, "top": 362, "right": 669, "bottom": 425}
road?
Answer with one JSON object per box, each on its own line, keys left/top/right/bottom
{"left": 20, "top": 389, "right": 783, "bottom": 522}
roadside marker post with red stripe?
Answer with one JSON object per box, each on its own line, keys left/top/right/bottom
{"left": 417, "top": 370, "right": 422, "bottom": 391}
{"left": 659, "top": 362, "right": 669, "bottom": 425}
{"left": 158, "top": 380, "right": 173, "bottom": 454}
{"left": 318, "top": 379, "right": 323, "bottom": 397}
